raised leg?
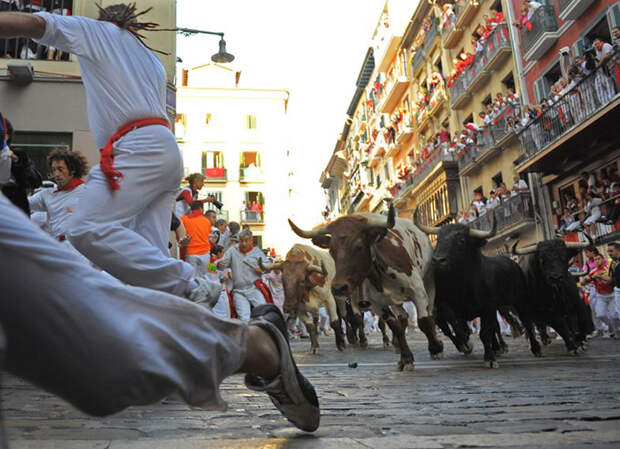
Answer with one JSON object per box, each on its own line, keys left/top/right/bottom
{"left": 514, "top": 306, "right": 542, "bottom": 357}
{"left": 417, "top": 315, "right": 444, "bottom": 359}
{"left": 378, "top": 318, "right": 390, "bottom": 349}
{"left": 301, "top": 314, "right": 319, "bottom": 354}
{"left": 480, "top": 310, "right": 499, "bottom": 368}
{"left": 355, "top": 313, "right": 368, "bottom": 348}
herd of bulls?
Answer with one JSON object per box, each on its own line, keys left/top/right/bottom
{"left": 258, "top": 204, "right": 594, "bottom": 370}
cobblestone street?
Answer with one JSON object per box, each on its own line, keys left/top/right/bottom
{"left": 2, "top": 330, "right": 620, "bottom": 448}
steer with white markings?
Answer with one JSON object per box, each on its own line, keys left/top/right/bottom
{"left": 289, "top": 205, "right": 443, "bottom": 371}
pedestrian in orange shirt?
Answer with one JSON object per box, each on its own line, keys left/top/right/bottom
{"left": 180, "top": 202, "right": 217, "bottom": 285}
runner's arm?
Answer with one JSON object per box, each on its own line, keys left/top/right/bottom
{"left": 28, "top": 190, "right": 47, "bottom": 213}
{"left": 0, "top": 12, "right": 45, "bottom": 39}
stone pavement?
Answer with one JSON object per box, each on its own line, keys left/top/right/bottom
{"left": 2, "top": 329, "right": 620, "bottom": 448}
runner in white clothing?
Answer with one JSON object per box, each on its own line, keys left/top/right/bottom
{"left": 0, "top": 5, "right": 219, "bottom": 303}
{"left": 28, "top": 149, "right": 87, "bottom": 241}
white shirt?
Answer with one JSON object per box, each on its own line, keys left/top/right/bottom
{"left": 596, "top": 43, "right": 614, "bottom": 63}
{"left": 34, "top": 13, "right": 169, "bottom": 148}
{"left": 514, "top": 179, "right": 528, "bottom": 191}
{"left": 473, "top": 200, "right": 487, "bottom": 216}
{"left": 28, "top": 182, "right": 86, "bottom": 238}
{"left": 175, "top": 186, "right": 194, "bottom": 218}
{"left": 487, "top": 196, "right": 501, "bottom": 209}
{"left": 218, "top": 245, "right": 271, "bottom": 290}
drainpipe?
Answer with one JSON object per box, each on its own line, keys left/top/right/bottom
{"left": 504, "top": 0, "right": 529, "bottom": 106}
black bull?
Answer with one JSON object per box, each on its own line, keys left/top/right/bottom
{"left": 415, "top": 210, "right": 542, "bottom": 367}
{"left": 512, "top": 239, "right": 594, "bottom": 352}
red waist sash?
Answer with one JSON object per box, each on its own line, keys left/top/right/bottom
{"left": 100, "top": 117, "right": 170, "bottom": 191}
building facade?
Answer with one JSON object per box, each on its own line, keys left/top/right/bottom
{"left": 176, "top": 64, "right": 292, "bottom": 253}
{"left": 321, "top": 0, "right": 619, "bottom": 251}
{"left": 0, "top": 0, "right": 177, "bottom": 175}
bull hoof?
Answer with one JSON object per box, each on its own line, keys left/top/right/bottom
{"left": 497, "top": 345, "right": 508, "bottom": 356}
{"left": 337, "top": 343, "right": 346, "bottom": 352}
{"left": 310, "top": 346, "right": 319, "bottom": 355}
{"left": 360, "top": 339, "right": 369, "bottom": 349}
{"left": 487, "top": 360, "right": 500, "bottom": 369}
{"left": 541, "top": 336, "right": 552, "bottom": 346}
{"left": 580, "top": 343, "right": 588, "bottom": 352}
{"left": 431, "top": 352, "right": 444, "bottom": 360}
{"left": 383, "top": 341, "right": 390, "bottom": 350}
{"left": 568, "top": 348, "right": 579, "bottom": 356}
{"left": 397, "top": 361, "right": 414, "bottom": 371}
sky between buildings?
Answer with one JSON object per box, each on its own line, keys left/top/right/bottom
{"left": 177, "top": 0, "right": 387, "bottom": 227}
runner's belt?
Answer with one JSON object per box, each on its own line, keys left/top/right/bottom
{"left": 100, "top": 117, "right": 171, "bottom": 191}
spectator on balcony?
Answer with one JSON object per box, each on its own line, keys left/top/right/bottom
{"left": 490, "top": 8, "right": 504, "bottom": 25}
{"left": 606, "top": 184, "right": 620, "bottom": 226}
{"left": 498, "top": 182, "right": 511, "bottom": 202}
{"left": 593, "top": 37, "right": 617, "bottom": 104}
{"left": 472, "top": 190, "right": 487, "bottom": 217}
{"left": 583, "top": 192, "right": 604, "bottom": 234}
{"left": 612, "top": 27, "right": 620, "bottom": 48}
{"left": 511, "top": 175, "right": 528, "bottom": 196}
{"left": 487, "top": 190, "right": 501, "bottom": 210}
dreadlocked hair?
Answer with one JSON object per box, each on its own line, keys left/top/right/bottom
{"left": 96, "top": 3, "right": 169, "bottom": 55}
{"left": 48, "top": 148, "right": 89, "bottom": 179}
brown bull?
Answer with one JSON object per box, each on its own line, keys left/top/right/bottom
{"left": 289, "top": 205, "right": 443, "bottom": 371}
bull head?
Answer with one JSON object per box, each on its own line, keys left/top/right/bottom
{"left": 413, "top": 206, "right": 497, "bottom": 239}
{"left": 289, "top": 204, "right": 396, "bottom": 297}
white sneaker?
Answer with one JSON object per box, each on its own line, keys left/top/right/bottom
{"left": 188, "top": 277, "right": 223, "bottom": 307}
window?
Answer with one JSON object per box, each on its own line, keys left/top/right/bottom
{"left": 492, "top": 172, "right": 503, "bottom": 188}
{"left": 240, "top": 151, "right": 261, "bottom": 168}
{"left": 534, "top": 61, "right": 562, "bottom": 101}
{"left": 482, "top": 94, "right": 492, "bottom": 107}
{"left": 463, "top": 113, "right": 473, "bottom": 125}
{"left": 502, "top": 72, "right": 515, "bottom": 92}
{"left": 245, "top": 114, "right": 257, "bottom": 129}
{"left": 203, "top": 191, "right": 223, "bottom": 203}
{"left": 201, "top": 151, "right": 224, "bottom": 170}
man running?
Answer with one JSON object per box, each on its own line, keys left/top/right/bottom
{"left": 0, "top": 4, "right": 218, "bottom": 304}
{"left": 0, "top": 191, "right": 320, "bottom": 433}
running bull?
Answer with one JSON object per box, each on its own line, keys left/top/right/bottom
{"left": 289, "top": 204, "right": 443, "bottom": 371}
{"left": 512, "top": 237, "right": 594, "bottom": 353}
{"left": 415, "top": 208, "right": 541, "bottom": 368}
{"left": 258, "top": 244, "right": 346, "bottom": 354}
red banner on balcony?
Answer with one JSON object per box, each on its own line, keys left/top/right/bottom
{"left": 205, "top": 168, "right": 226, "bottom": 178}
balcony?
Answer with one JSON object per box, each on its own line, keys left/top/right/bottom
{"left": 239, "top": 166, "right": 264, "bottom": 183}
{"left": 423, "top": 23, "right": 440, "bottom": 51}
{"left": 449, "top": 70, "right": 472, "bottom": 109}
{"left": 561, "top": 197, "right": 620, "bottom": 245}
{"left": 411, "top": 148, "right": 456, "bottom": 190}
{"left": 520, "top": 6, "right": 559, "bottom": 61}
{"left": 458, "top": 104, "right": 521, "bottom": 175}
{"left": 427, "top": 86, "right": 447, "bottom": 117}
{"left": 456, "top": 0, "right": 480, "bottom": 29}
{"left": 412, "top": 48, "right": 426, "bottom": 76}
{"left": 376, "top": 35, "right": 402, "bottom": 73}
{"left": 468, "top": 193, "right": 535, "bottom": 238}
{"left": 415, "top": 107, "right": 431, "bottom": 130}
{"left": 558, "top": 0, "right": 596, "bottom": 21}
{"left": 204, "top": 168, "right": 227, "bottom": 182}
{"left": 442, "top": 5, "right": 463, "bottom": 49}
{"left": 241, "top": 210, "right": 265, "bottom": 224}
{"left": 517, "top": 55, "right": 620, "bottom": 172}
{"left": 380, "top": 75, "right": 411, "bottom": 113}
{"left": 395, "top": 120, "right": 415, "bottom": 147}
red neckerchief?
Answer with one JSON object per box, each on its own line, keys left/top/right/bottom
{"left": 188, "top": 209, "right": 203, "bottom": 218}
{"left": 54, "top": 178, "right": 84, "bottom": 194}
{"left": 239, "top": 244, "right": 254, "bottom": 254}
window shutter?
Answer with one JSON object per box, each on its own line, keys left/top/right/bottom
{"left": 572, "top": 38, "right": 585, "bottom": 58}
{"left": 607, "top": 2, "right": 620, "bottom": 29}
{"left": 533, "top": 78, "right": 545, "bottom": 103}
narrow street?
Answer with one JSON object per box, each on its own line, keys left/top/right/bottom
{"left": 3, "top": 331, "right": 620, "bottom": 448}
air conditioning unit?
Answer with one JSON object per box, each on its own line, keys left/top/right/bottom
{"left": 7, "top": 61, "right": 34, "bottom": 84}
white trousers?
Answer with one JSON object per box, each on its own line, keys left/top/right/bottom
{"left": 589, "top": 291, "right": 609, "bottom": 331}
{"left": 233, "top": 286, "right": 267, "bottom": 322}
{"left": 186, "top": 253, "right": 212, "bottom": 279}
{"left": 67, "top": 125, "right": 194, "bottom": 297}
{"left": 0, "top": 193, "right": 247, "bottom": 414}
{"left": 594, "top": 291, "right": 619, "bottom": 332}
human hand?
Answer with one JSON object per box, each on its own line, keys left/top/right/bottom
{"left": 178, "top": 235, "right": 192, "bottom": 247}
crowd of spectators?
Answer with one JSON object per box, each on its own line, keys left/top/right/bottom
{"left": 457, "top": 175, "right": 529, "bottom": 224}
{"left": 554, "top": 169, "right": 620, "bottom": 236}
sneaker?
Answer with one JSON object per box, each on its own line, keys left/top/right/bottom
{"left": 245, "top": 305, "right": 320, "bottom": 432}
{"left": 188, "top": 277, "right": 222, "bottom": 307}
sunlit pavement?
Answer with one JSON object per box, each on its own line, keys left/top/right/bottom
{"left": 3, "top": 329, "right": 620, "bottom": 448}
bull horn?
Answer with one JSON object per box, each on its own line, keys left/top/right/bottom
{"left": 511, "top": 240, "right": 538, "bottom": 256}
{"left": 566, "top": 232, "right": 594, "bottom": 249}
{"left": 288, "top": 219, "right": 329, "bottom": 239}
{"left": 258, "top": 257, "right": 283, "bottom": 272}
{"left": 570, "top": 270, "right": 588, "bottom": 277}
{"left": 307, "top": 259, "right": 328, "bottom": 276}
{"left": 468, "top": 212, "right": 497, "bottom": 239}
{"left": 413, "top": 206, "right": 440, "bottom": 235}
{"left": 365, "top": 203, "right": 397, "bottom": 229}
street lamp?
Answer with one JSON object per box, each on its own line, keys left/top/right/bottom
{"left": 176, "top": 28, "right": 235, "bottom": 63}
